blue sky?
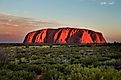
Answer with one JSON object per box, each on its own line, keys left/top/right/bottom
{"left": 0, "top": 0, "right": 121, "bottom": 42}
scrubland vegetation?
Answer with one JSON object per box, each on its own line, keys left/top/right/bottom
{"left": 0, "top": 43, "right": 121, "bottom": 80}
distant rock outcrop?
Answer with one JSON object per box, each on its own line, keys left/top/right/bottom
{"left": 23, "top": 27, "right": 106, "bottom": 44}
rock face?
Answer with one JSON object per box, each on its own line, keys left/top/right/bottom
{"left": 23, "top": 27, "right": 106, "bottom": 44}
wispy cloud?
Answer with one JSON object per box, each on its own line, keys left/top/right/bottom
{"left": 100, "top": 2, "right": 107, "bottom": 5}
{"left": 109, "top": 1, "right": 115, "bottom": 5}
{"left": 91, "top": 0, "right": 116, "bottom": 5}
{"left": 100, "top": 1, "right": 115, "bottom": 5}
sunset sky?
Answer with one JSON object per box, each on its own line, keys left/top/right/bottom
{"left": 0, "top": 0, "right": 121, "bottom": 43}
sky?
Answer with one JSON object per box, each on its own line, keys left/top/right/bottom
{"left": 0, "top": 0, "right": 121, "bottom": 43}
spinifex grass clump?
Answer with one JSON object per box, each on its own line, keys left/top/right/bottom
{"left": 0, "top": 48, "right": 9, "bottom": 67}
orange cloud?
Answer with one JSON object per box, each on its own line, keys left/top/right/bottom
{"left": 0, "top": 14, "right": 62, "bottom": 43}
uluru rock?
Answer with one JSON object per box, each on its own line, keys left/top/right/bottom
{"left": 23, "top": 27, "right": 106, "bottom": 44}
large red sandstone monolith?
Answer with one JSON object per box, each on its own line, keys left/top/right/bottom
{"left": 23, "top": 27, "right": 106, "bottom": 44}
